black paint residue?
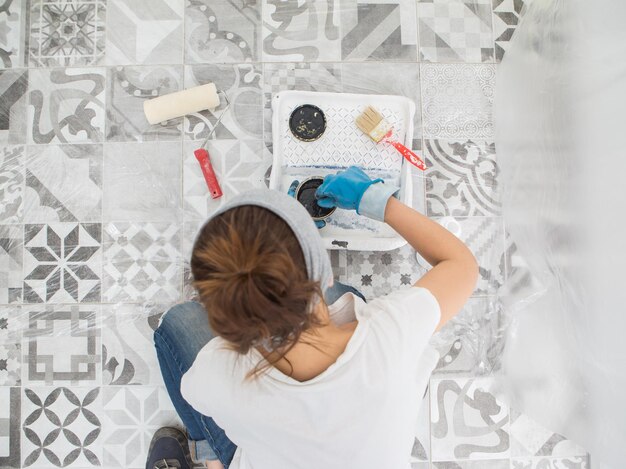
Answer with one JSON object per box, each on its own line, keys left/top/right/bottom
{"left": 296, "top": 178, "right": 335, "bottom": 220}
{"left": 289, "top": 104, "right": 326, "bottom": 142}
{"left": 331, "top": 240, "right": 348, "bottom": 248}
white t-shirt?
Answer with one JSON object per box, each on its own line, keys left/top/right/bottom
{"left": 181, "top": 287, "right": 441, "bottom": 469}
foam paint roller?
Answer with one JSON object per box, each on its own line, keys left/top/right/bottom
{"left": 144, "top": 83, "right": 225, "bottom": 199}
{"left": 143, "top": 83, "right": 220, "bottom": 125}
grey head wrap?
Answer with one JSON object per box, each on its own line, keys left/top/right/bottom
{"left": 202, "top": 188, "right": 333, "bottom": 293}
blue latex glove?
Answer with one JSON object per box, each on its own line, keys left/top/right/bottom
{"left": 315, "top": 166, "right": 382, "bottom": 211}
{"left": 288, "top": 179, "right": 326, "bottom": 229}
{"left": 316, "top": 166, "right": 399, "bottom": 222}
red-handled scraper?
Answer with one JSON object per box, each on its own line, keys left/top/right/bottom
{"left": 193, "top": 92, "right": 231, "bottom": 199}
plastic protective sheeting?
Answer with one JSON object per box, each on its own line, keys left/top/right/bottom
{"left": 494, "top": 0, "right": 626, "bottom": 467}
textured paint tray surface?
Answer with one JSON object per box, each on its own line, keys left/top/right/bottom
{"left": 270, "top": 90, "right": 418, "bottom": 251}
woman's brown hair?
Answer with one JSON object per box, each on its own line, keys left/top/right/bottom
{"left": 190, "top": 205, "right": 324, "bottom": 379}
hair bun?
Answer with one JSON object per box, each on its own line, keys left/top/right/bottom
{"left": 190, "top": 205, "right": 324, "bottom": 378}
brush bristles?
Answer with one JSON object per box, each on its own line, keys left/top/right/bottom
{"left": 356, "top": 106, "right": 383, "bottom": 132}
{"left": 356, "top": 106, "right": 392, "bottom": 143}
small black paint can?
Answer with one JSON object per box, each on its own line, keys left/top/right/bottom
{"left": 289, "top": 104, "right": 326, "bottom": 142}
{"left": 295, "top": 177, "right": 336, "bottom": 221}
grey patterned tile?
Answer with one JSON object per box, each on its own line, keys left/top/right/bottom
{"left": 102, "top": 141, "right": 182, "bottom": 222}
{"left": 0, "top": 145, "right": 24, "bottom": 224}
{"left": 24, "top": 144, "right": 102, "bottom": 223}
{"left": 0, "top": 226, "right": 23, "bottom": 304}
{"left": 340, "top": 0, "right": 417, "bottom": 61}
{"left": 144, "top": 306, "right": 165, "bottom": 332}
{"left": 421, "top": 64, "right": 495, "bottom": 140}
{"left": 411, "top": 392, "right": 432, "bottom": 463}
{"left": 0, "top": 0, "right": 27, "bottom": 69}
{"left": 419, "top": 0, "right": 494, "bottom": 63}
{"left": 0, "top": 306, "right": 21, "bottom": 385}
{"left": 101, "top": 386, "right": 180, "bottom": 468}
{"left": 182, "top": 220, "right": 202, "bottom": 302}
{"left": 413, "top": 171, "right": 428, "bottom": 215}
{"left": 102, "top": 222, "right": 182, "bottom": 304}
{"left": 29, "top": 0, "right": 106, "bottom": 67}
{"left": 102, "top": 304, "right": 164, "bottom": 386}
{"left": 21, "top": 386, "right": 102, "bottom": 467}
{"left": 185, "top": 0, "right": 260, "bottom": 63}
{"left": 262, "top": 140, "right": 273, "bottom": 184}
{"left": 499, "top": 231, "right": 544, "bottom": 302}
{"left": 0, "top": 69, "right": 28, "bottom": 144}
{"left": 0, "top": 387, "right": 21, "bottom": 468}
{"left": 329, "top": 250, "right": 349, "bottom": 283}
{"left": 262, "top": 62, "right": 342, "bottom": 142}
{"left": 28, "top": 67, "right": 106, "bottom": 144}
{"left": 431, "top": 297, "right": 505, "bottom": 376}
{"left": 430, "top": 377, "right": 510, "bottom": 461}
{"left": 424, "top": 139, "right": 500, "bottom": 217}
{"left": 23, "top": 223, "right": 102, "bottom": 303}
{"left": 263, "top": 62, "right": 343, "bottom": 97}
{"left": 105, "top": 65, "right": 183, "bottom": 142}
{"left": 424, "top": 217, "right": 504, "bottom": 296}
{"left": 262, "top": 0, "right": 341, "bottom": 62}
{"left": 511, "top": 456, "right": 589, "bottom": 469}
{"left": 340, "top": 62, "right": 423, "bottom": 148}
{"left": 493, "top": 0, "right": 527, "bottom": 62}
{"left": 106, "top": 0, "right": 183, "bottom": 65}
{"left": 182, "top": 219, "right": 202, "bottom": 262}
{"left": 182, "top": 264, "right": 198, "bottom": 304}
{"left": 346, "top": 244, "right": 428, "bottom": 300}
{"left": 183, "top": 139, "right": 271, "bottom": 220}
{"left": 509, "top": 409, "right": 587, "bottom": 458}
{"left": 433, "top": 460, "right": 510, "bottom": 468}
{"left": 184, "top": 64, "right": 263, "bottom": 141}
{"left": 22, "top": 305, "right": 101, "bottom": 385}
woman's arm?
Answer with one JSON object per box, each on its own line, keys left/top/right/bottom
{"left": 384, "top": 197, "right": 478, "bottom": 330}
{"left": 317, "top": 166, "right": 479, "bottom": 330}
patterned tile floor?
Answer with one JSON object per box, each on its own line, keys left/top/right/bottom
{"left": 0, "top": 0, "right": 591, "bottom": 468}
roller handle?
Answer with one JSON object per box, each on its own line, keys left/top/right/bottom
{"left": 194, "top": 148, "right": 223, "bottom": 199}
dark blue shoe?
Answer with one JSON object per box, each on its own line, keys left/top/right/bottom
{"left": 146, "top": 427, "right": 193, "bottom": 469}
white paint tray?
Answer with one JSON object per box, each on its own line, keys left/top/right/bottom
{"left": 269, "top": 90, "right": 421, "bottom": 251}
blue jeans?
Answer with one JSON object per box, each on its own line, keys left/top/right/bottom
{"left": 153, "top": 281, "right": 365, "bottom": 467}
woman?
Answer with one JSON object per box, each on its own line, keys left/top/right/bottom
{"left": 147, "top": 167, "right": 478, "bottom": 469}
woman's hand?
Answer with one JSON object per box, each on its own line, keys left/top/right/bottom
{"left": 316, "top": 166, "right": 399, "bottom": 222}
{"left": 288, "top": 179, "right": 326, "bottom": 229}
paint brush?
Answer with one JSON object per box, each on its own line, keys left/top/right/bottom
{"left": 355, "top": 106, "right": 427, "bottom": 171}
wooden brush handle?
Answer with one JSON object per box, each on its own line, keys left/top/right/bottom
{"left": 387, "top": 140, "right": 427, "bottom": 171}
